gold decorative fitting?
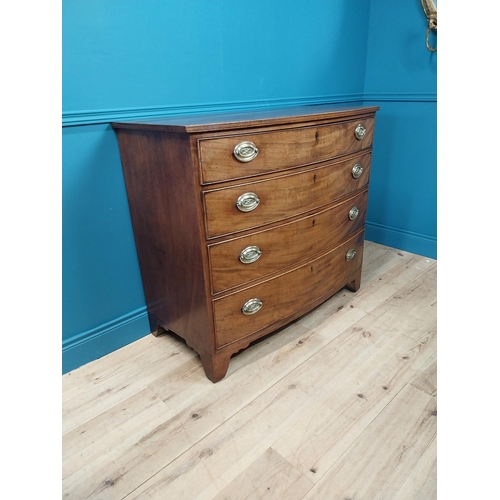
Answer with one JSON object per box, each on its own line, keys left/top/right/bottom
{"left": 355, "top": 124, "right": 366, "bottom": 141}
{"left": 349, "top": 207, "right": 360, "bottom": 221}
{"left": 421, "top": 0, "right": 437, "bottom": 52}
{"left": 351, "top": 163, "right": 363, "bottom": 179}
{"left": 239, "top": 246, "right": 262, "bottom": 264}
{"left": 346, "top": 249, "right": 357, "bottom": 261}
{"left": 234, "top": 141, "right": 259, "bottom": 162}
{"left": 236, "top": 192, "right": 260, "bottom": 212}
{"left": 241, "top": 298, "right": 263, "bottom": 315}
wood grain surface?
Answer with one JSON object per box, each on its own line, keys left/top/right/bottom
{"left": 209, "top": 188, "right": 368, "bottom": 293}
{"left": 62, "top": 242, "right": 437, "bottom": 500}
{"left": 113, "top": 105, "right": 378, "bottom": 382}
{"left": 213, "top": 230, "right": 365, "bottom": 347}
{"left": 199, "top": 117, "right": 375, "bottom": 183}
{"left": 203, "top": 153, "right": 371, "bottom": 238}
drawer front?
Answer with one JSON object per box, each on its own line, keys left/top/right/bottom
{"left": 213, "top": 230, "right": 365, "bottom": 348}
{"left": 204, "top": 153, "right": 371, "bottom": 238}
{"left": 209, "top": 189, "right": 368, "bottom": 293}
{"left": 199, "top": 117, "right": 375, "bottom": 184}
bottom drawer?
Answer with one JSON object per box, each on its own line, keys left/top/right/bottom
{"left": 213, "top": 229, "right": 365, "bottom": 348}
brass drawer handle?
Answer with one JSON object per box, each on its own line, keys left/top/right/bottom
{"left": 241, "top": 298, "right": 263, "bottom": 315}
{"left": 355, "top": 123, "right": 366, "bottom": 140}
{"left": 239, "top": 245, "right": 262, "bottom": 264}
{"left": 234, "top": 141, "right": 259, "bottom": 162}
{"left": 351, "top": 163, "right": 363, "bottom": 179}
{"left": 236, "top": 192, "right": 260, "bottom": 212}
{"left": 346, "top": 248, "right": 357, "bottom": 261}
{"left": 348, "top": 206, "right": 360, "bottom": 221}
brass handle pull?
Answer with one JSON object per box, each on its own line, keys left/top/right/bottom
{"left": 348, "top": 206, "right": 360, "bottom": 221}
{"left": 234, "top": 141, "right": 259, "bottom": 162}
{"left": 346, "top": 248, "right": 357, "bottom": 261}
{"left": 354, "top": 124, "right": 366, "bottom": 141}
{"left": 241, "top": 298, "right": 263, "bottom": 315}
{"left": 239, "top": 245, "right": 262, "bottom": 264}
{"left": 351, "top": 163, "right": 363, "bottom": 179}
{"left": 236, "top": 192, "right": 260, "bottom": 212}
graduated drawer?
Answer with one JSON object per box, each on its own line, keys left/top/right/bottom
{"left": 203, "top": 152, "right": 371, "bottom": 238}
{"left": 213, "top": 229, "right": 365, "bottom": 348}
{"left": 208, "top": 189, "right": 368, "bottom": 293}
{"left": 198, "top": 117, "right": 375, "bottom": 184}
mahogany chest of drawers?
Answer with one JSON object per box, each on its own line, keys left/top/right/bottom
{"left": 112, "top": 104, "right": 379, "bottom": 382}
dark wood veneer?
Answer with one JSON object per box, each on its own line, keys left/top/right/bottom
{"left": 112, "top": 104, "right": 378, "bottom": 382}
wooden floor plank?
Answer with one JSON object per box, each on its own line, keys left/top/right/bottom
{"left": 118, "top": 321, "right": 397, "bottom": 497}
{"left": 120, "top": 268, "right": 436, "bottom": 499}
{"left": 272, "top": 327, "right": 436, "bottom": 483}
{"left": 302, "top": 384, "right": 437, "bottom": 500}
{"left": 122, "top": 378, "right": 313, "bottom": 499}
{"left": 62, "top": 322, "right": 324, "bottom": 499}
{"left": 410, "top": 351, "right": 437, "bottom": 397}
{"left": 62, "top": 333, "right": 184, "bottom": 398}
{"left": 272, "top": 265, "right": 437, "bottom": 482}
{"left": 61, "top": 242, "right": 437, "bottom": 500}
{"left": 298, "top": 250, "right": 434, "bottom": 334}
{"left": 310, "top": 262, "right": 436, "bottom": 352}
{"left": 212, "top": 448, "right": 314, "bottom": 500}
{"left": 61, "top": 241, "right": 394, "bottom": 435}
{"left": 61, "top": 246, "right": 434, "bottom": 498}
{"left": 62, "top": 337, "right": 198, "bottom": 434}
{"left": 393, "top": 433, "right": 437, "bottom": 500}
{"left": 62, "top": 387, "right": 169, "bottom": 479}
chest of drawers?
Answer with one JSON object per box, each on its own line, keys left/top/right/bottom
{"left": 112, "top": 104, "right": 379, "bottom": 382}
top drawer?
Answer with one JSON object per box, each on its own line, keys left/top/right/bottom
{"left": 198, "top": 117, "right": 375, "bottom": 184}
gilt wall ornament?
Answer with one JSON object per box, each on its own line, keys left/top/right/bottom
{"left": 421, "top": 0, "right": 437, "bottom": 52}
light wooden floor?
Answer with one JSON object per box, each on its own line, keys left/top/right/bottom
{"left": 62, "top": 241, "right": 437, "bottom": 500}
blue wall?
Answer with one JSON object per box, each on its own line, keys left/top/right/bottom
{"left": 63, "top": 0, "right": 370, "bottom": 121}
{"left": 62, "top": 0, "right": 436, "bottom": 372}
{"left": 363, "top": 0, "right": 437, "bottom": 257}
